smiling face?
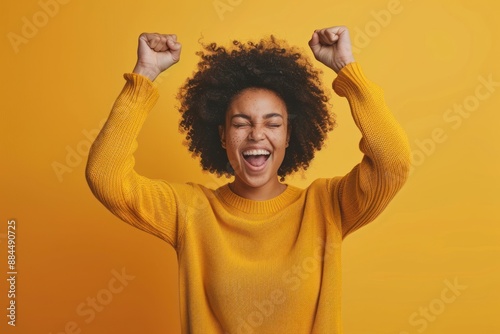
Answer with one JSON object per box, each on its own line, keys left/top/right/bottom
{"left": 219, "top": 88, "right": 290, "bottom": 200}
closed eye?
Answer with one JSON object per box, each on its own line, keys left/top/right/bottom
{"left": 233, "top": 123, "right": 250, "bottom": 128}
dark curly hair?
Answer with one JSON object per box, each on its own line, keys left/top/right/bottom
{"left": 178, "top": 36, "right": 335, "bottom": 179}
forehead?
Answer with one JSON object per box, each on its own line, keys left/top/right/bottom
{"left": 227, "top": 88, "right": 287, "bottom": 118}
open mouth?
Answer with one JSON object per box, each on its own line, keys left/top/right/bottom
{"left": 242, "top": 149, "right": 271, "bottom": 168}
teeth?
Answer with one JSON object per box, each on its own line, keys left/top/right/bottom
{"left": 243, "top": 149, "right": 270, "bottom": 156}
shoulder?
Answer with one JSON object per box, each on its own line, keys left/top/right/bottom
{"left": 306, "top": 177, "right": 342, "bottom": 195}
{"left": 162, "top": 182, "right": 217, "bottom": 206}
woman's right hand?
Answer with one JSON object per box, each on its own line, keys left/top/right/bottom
{"left": 132, "top": 33, "right": 182, "bottom": 81}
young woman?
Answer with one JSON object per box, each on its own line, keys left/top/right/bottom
{"left": 86, "top": 26, "right": 411, "bottom": 334}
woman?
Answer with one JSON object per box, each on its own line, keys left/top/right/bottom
{"left": 86, "top": 26, "right": 411, "bottom": 333}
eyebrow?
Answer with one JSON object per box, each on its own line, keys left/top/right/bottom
{"left": 231, "top": 113, "right": 284, "bottom": 120}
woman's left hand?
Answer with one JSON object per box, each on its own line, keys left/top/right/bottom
{"left": 308, "top": 26, "right": 355, "bottom": 73}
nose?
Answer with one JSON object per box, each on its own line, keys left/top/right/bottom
{"left": 248, "top": 124, "right": 265, "bottom": 141}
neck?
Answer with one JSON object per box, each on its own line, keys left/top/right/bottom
{"left": 229, "top": 178, "right": 287, "bottom": 201}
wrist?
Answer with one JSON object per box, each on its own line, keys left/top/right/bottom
{"left": 332, "top": 56, "right": 355, "bottom": 73}
{"left": 132, "top": 63, "right": 160, "bottom": 82}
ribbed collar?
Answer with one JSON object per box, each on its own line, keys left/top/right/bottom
{"left": 216, "top": 184, "right": 302, "bottom": 215}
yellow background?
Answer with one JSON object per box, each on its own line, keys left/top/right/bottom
{"left": 1, "top": 0, "right": 499, "bottom": 333}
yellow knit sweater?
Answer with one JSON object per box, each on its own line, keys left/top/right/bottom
{"left": 86, "top": 62, "right": 411, "bottom": 334}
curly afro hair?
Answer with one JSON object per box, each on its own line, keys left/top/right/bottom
{"left": 178, "top": 36, "right": 335, "bottom": 179}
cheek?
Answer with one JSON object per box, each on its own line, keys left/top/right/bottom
{"left": 225, "top": 131, "right": 246, "bottom": 150}
{"left": 268, "top": 130, "right": 289, "bottom": 146}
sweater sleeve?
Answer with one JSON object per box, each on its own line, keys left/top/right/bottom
{"left": 85, "top": 73, "right": 182, "bottom": 248}
{"left": 328, "top": 62, "right": 411, "bottom": 239}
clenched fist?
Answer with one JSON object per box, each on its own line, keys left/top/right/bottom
{"left": 308, "top": 26, "right": 355, "bottom": 73}
{"left": 132, "top": 33, "right": 182, "bottom": 81}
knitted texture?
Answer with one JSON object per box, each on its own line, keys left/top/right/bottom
{"left": 86, "top": 62, "right": 411, "bottom": 334}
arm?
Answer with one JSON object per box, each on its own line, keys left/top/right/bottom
{"left": 86, "top": 33, "right": 184, "bottom": 247}
{"left": 309, "top": 26, "right": 411, "bottom": 238}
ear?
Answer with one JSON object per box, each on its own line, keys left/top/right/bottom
{"left": 218, "top": 125, "right": 226, "bottom": 149}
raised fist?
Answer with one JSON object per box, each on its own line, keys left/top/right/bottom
{"left": 308, "top": 26, "right": 355, "bottom": 73}
{"left": 132, "top": 33, "right": 182, "bottom": 81}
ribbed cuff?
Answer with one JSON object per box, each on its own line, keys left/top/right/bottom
{"left": 118, "top": 73, "right": 160, "bottom": 111}
{"left": 332, "top": 62, "right": 372, "bottom": 97}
